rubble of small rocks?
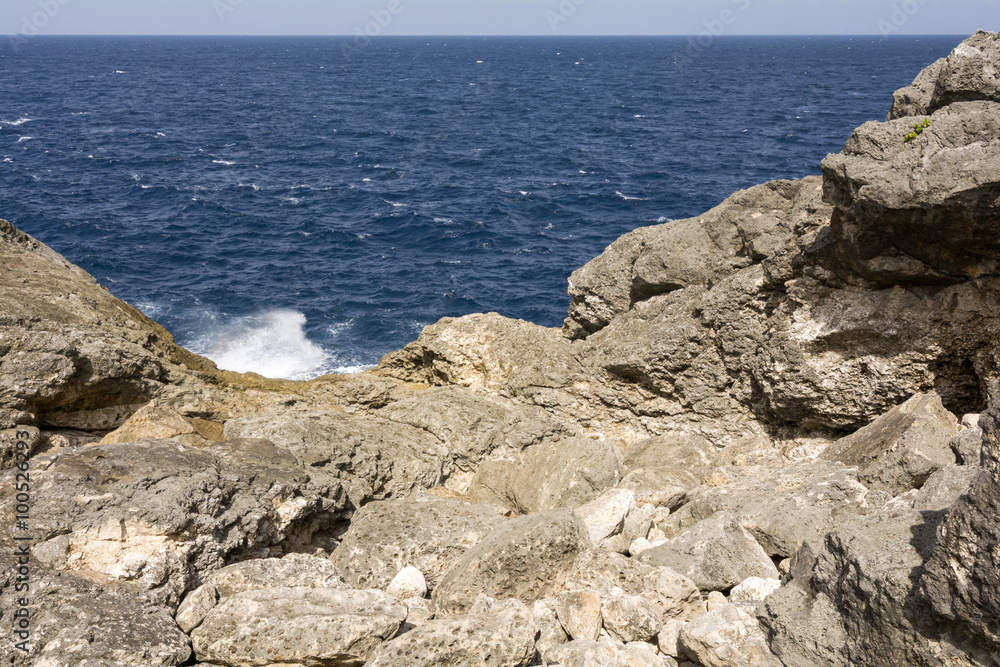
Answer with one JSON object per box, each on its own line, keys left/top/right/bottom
{"left": 2, "top": 29, "right": 1000, "bottom": 667}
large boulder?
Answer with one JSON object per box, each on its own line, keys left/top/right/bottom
{"left": 638, "top": 512, "right": 779, "bottom": 592}
{"left": 759, "top": 465, "right": 982, "bottom": 666}
{"left": 480, "top": 437, "right": 624, "bottom": 514}
{"left": 683, "top": 458, "right": 873, "bottom": 557}
{"left": 680, "top": 603, "right": 782, "bottom": 667}
{"left": 0, "top": 438, "right": 347, "bottom": 607}
{"left": 0, "top": 219, "right": 222, "bottom": 431}
{"left": 330, "top": 493, "right": 508, "bottom": 590}
{"left": 821, "top": 393, "right": 960, "bottom": 495}
{"left": 820, "top": 100, "right": 1000, "bottom": 286}
{"left": 190, "top": 588, "right": 406, "bottom": 667}
{"left": 432, "top": 509, "right": 591, "bottom": 616}
{"left": 888, "top": 30, "right": 1000, "bottom": 118}
{"left": 0, "top": 558, "right": 191, "bottom": 666}
{"left": 223, "top": 409, "right": 446, "bottom": 504}
{"left": 366, "top": 599, "right": 538, "bottom": 667}
{"left": 921, "top": 381, "right": 1000, "bottom": 657}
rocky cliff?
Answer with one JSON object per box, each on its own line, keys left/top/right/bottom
{"left": 1, "top": 30, "right": 999, "bottom": 667}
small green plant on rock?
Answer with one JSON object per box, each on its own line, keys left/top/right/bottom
{"left": 904, "top": 118, "right": 932, "bottom": 143}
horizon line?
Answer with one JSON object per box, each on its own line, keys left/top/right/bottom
{"left": 1, "top": 32, "right": 974, "bottom": 37}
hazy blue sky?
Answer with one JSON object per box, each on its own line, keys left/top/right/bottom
{"left": 2, "top": 0, "right": 997, "bottom": 37}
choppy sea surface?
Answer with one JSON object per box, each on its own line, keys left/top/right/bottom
{"left": 0, "top": 36, "right": 960, "bottom": 379}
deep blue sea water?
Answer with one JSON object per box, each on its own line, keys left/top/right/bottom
{"left": 0, "top": 36, "right": 962, "bottom": 379}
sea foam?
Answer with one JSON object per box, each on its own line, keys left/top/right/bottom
{"left": 195, "top": 309, "right": 330, "bottom": 380}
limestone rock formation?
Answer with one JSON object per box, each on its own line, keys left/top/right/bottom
{"left": 0, "top": 438, "right": 347, "bottom": 607}
{"left": 432, "top": 508, "right": 591, "bottom": 616}
{"left": 2, "top": 28, "right": 1000, "bottom": 667}
{"left": 330, "top": 492, "right": 508, "bottom": 590}
{"left": 366, "top": 598, "right": 538, "bottom": 667}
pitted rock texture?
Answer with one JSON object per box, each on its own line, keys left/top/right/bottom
{"left": 330, "top": 492, "right": 508, "bottom": 590}
{"left": 0, "top": 438, "right": 347, "bottom": 607}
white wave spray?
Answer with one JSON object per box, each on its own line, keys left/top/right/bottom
{"left": 194, "top": 309, "right": 331, "bottom": 380}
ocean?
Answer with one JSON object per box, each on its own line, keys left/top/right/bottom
{"left": 0, "top": 35, "right": 960, "bottom": 379}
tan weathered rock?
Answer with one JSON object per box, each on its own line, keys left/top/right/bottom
{"left": 729, "top": 577, "right": 781, "bottom": 603}
{"left": 330, "top": 493, "right": 507, "bottom": 590}
{"left": 554, "top": 589, "right": 604, "bottom": 641}
{"left": 366, "top": 599, "right": 537, "bottom": 667}
{"left": 100, "top": 402, "right": 217, "bottom": 447}
{"left": 566, "top": 550, "right": 702, "bottom": 622}
{"left": 574, "top": 488, "right": 636, "bottom": 546}
{"left": 680, "top": 604, "right": 782, "bottom": 667}
{"left": 534, "top": 598, "right": 571, "bottom": 654}
{"left": 638, "top": 512, "right": 779, "bottom": 592}
{"left": 191, "top": 588, "right": 406, "bottom": 666}
{"left": 432, "top": 508, "right": 591, "bottom": 616}
{"left": 601, "top": 590, "right": 663, "bottom": 643}
{"left": 821, "top": 393, "right": 960, "bottom": 496}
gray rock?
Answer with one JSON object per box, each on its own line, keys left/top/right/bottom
{"left": 0, "top": 559, "right": 191, "bottom": 666}
{"left": 191, "top": 588, "right": 406, "bottom": 666}
{"left": 820, "top": 99, "right": 1000, "bottom": 286}
{"left": 683, "top": 458, "right": 873, "bottom": 557}
{"left": 0, "top": 219, "right": 221, "bottom": 431}
{"left": 566, "top": 550, "right": 702, "bottom": 622}
{"left": 601, "top": 591, "right": 663, "bottom": 643}
{"left": 0, "top": 438, "right": 347, "bottom": 607}
{"left": 617, "top": 468, "right": 699, "bottom": 510}
{"left": 504, "top": 437, "right": 624, "bottom": 513}
{"left": 679, "top": 604, "right": 782, "bottom": 667}
{"left": 365, "top": 599, "right": 538, "bottom": 667}
{"left": 378, "top": 386, "right": 574, "bottom": 491}
{"left": 545, "top": 639, "right": 678, "bottom": 667}
{"left": 223, "top": 409, "right": 446, "bottom": 504}
{"left": 759, "top": 460, "right": 981, "bottom": 667}
{"left": 887, "top": 56, "right": 947, "bottom": 119}
{"left": 208, "top": 553, "right": 351, "bottom": 597}
{"left": 554, "top": 589, "right": 604, "bottom": 641}
{"left": 331, "top": 492, "right": 507, "bottom": 590}
{"left": 821, "top": 393, "right": 959, "bottom": 496}
{"left": 176, "top": 553, "right": 353, "bottom": 632}
{"left": 888, "top": 30, "right": 1000, "bottom": 116}
{"left": 951, "top": 426, "right": 985, "bottom": 466}
{"left": 638, "top": 512, "right": 779, "bottom": 592}
{"left": 0, "top": 425, "right": 40, "bottom": 471}
{"left": 432, "top": 508, "right": 591, "bottom": 616}
{"left": 921, "top": 381, "right": 1000, "bottom": 659}
{"left": 623, "top": 433, "right": 718, "bottom": 481}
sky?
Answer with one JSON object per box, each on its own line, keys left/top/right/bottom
{"left": 1, "top": 0, "right": 997, "bottom": 37}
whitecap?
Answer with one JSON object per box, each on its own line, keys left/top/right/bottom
{"left": 634, "top": 115, "right": 645, "bottom": 118}
{"left": 384, "top": 200, "right": 405, "bottom": 207}
{"left": 433, "top": 217, "right": 454, "bottom": 224}
{"left": 616, "top": 191, "right": 648, "bottom": 201}
{"left": 579, "top": 170, "right": 588, "bottom": 174}
{"left": 656, "top": 216, "right": 675, "bottom": 223}
{"left": 213, "top": 159, "right": 235, "bottom": 165}
{"left": 519, "top": 191, "right": 529, "bottom": 196}
{"left": 3, "top": 117, "right": 31, "bottom": 126}
{"left": 156, "top": 132, "right": 166, "bottom": 137}
{"left": 476, "top": 60, "right": 484, "bottom": 63}
{"left": 283, "top": 197, "right": 301, "bottom": 205}
{"left": 113, "top": 70, "right": 126, "bottom": 74}
{"left": 17, "top": 136, "right": 32, "bottom": 142}
{"left": 193, "top": 309, "right": 330, "bottom": 380}
{"left": 362, "top": 178, "right": 371, "bottom": 183}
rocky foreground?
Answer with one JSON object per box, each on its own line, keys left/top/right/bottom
{"left": 2, "top": 30, "right": 1000, "bottom": 667}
